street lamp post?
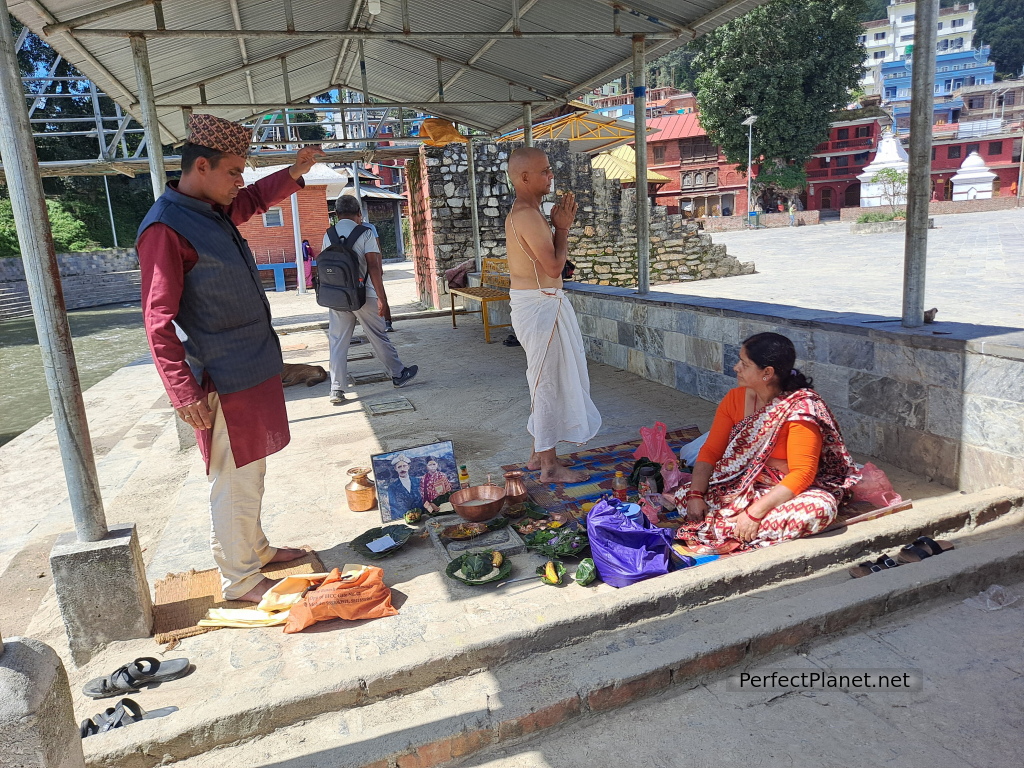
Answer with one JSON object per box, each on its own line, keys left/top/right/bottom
{"left": 742, "top": 115, "right": 758, "bottom": 227}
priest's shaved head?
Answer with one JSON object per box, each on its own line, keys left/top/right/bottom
{"left": 507, "top": 146, "right": 552, "bottom": 196}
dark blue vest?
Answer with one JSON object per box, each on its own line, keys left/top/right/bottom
{"left": 138, "top": 183, "right": 282, "bottom": 394}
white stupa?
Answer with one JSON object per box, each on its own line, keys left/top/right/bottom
{"left": 858, "top": 130, "right": 910, "bottom": 207}
{"left": 950, "top": 151, "right": 997, "bottom": 200}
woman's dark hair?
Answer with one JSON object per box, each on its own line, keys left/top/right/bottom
{"left": 180, "top": 142, "right": 228, "bottom": 173}
{"left": 742, "top": 332, "right": 813, "bottom": 392}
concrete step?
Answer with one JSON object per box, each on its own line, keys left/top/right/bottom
{"left": 161, "top": 510, "right": 1024, "bottom": 768}
{"left": 80, "top": 487, "right": 1024, "bottom": 768}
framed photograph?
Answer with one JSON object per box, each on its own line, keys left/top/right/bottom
{"left": 371, "top": 440, "right": 461, "bottom": 523}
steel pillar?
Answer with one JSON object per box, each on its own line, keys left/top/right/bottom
{"left": 466, "top": 136, "right": 483, "bottom": 272}
{"left": 632, "top": 35, "right": 650, "bottom": 295}
{"left": 0, "top": 2, "right": 108, "bottom": 542}
{"left": 901, "top": 0, "right": 939, "bottom": 328}
{"left": 523, "top": 103, "right": 533, "bottom": 146}
{"left": 129, "top": 34, "right": 166, "bottom": 199}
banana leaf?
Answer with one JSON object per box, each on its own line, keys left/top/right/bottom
{"left": 525, "top": 527, "right": 589, "bottom": 559}
{"left": 446, "top": 551, "right": 513, "bottom": 585}
{"left": 536, "top": 560, "right": 567, "bottom": 585}
{"left": 574, "top": 558, "right": 597, "bottom": 586}
{"left": 349, "top": 524, "right": 414, "bottom": 560}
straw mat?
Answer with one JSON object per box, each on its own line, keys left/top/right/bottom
{"left": 152, "top": 550, "right": 325, "bottom": 645}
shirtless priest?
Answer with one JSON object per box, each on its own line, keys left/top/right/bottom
{"left": 504, "top": 146, "right": 602, "bottom": 483}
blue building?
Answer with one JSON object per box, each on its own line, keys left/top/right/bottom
{"left": 881, "top": 45, "right": 994, "bottom": 132}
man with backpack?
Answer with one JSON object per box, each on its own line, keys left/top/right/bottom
{"left": 320, "top": 195, "right": 417, "bottom": 404}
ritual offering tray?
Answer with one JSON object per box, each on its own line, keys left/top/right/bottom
{"left": 426, "top": 513, "right": 527, "bottom": 561}
{"left": 524, "top": 527, "right": 590, "bottom": 559}
{"left": 349, "top": 523, "right": 414, "bottom": 560}
{"left": 450, "top": 484, "right": 506, "bottom": 522}
{"left": 441, "top": 521, "right": 489, "bottom": 540}
{"left": 445, "top": 550, "right": 513, "bottom": 586}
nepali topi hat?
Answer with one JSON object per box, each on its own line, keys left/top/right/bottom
{"left": 187, "top": 113, "right": 250, "bottom": 157}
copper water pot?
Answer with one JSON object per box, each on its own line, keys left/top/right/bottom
{"left": 503, "top": 470, "right": 528, "bottom": 506}
{"left": 345, "top": 467, "right": 376, "bottom": 512}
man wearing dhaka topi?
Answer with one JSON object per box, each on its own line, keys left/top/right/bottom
{"left": 505, "top": 147, "right": 602, "bottom": 483}
{"left": 137, "top": 114, "right": 324, "bottom": 602}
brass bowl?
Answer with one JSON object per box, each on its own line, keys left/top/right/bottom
{"left": 450, "top": 484, "right": 507, "bottom": 523}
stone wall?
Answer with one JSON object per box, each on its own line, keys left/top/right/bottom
{"left": 701, "top": 211, "right": 821, "bottom": 232}
{"left": 406, "top": 140, "right": 753, "bottom": 308}
{"left": 568, "top": 284, "right": 1024, "bottom": 493}
{"left": 838, "top": 195, "right": 1019, "bottom": 221}
{"left": 0, "top": 249, "right": 141, "bottom": 320}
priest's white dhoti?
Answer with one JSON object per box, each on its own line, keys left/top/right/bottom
{"left": 510, "top": 288, "right": 602, "bottom": 452}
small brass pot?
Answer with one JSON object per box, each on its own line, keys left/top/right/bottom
{"left": 345, "top": 467, "right": 376, "bottom": 512}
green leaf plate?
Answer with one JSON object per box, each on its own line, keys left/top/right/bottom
{"left": 445, "top": 552, "right": 513, "bottom": 586}
{"left": 349, "top": 523, "right": 414, "bottom": 560}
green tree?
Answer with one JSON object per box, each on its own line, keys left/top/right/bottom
{"left": 691, "top": 0, "right": 867, "bottom": 204}
{"left": 871, "top": 167, "right": 909, "bottom": 214}
{"left": 0, "top": 198, "right": 97, "bottom": 257}
{"left": 976, "top": 0, "right": 1024, "bottom": 76}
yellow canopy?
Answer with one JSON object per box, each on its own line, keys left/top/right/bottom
{"left": 501, "top": 112, "right": 656, "bottom": 155}
{"left": 592, "top": 145, "right": 671, "bottom": 184}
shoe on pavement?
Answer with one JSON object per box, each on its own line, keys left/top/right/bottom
{"left": 329, "top": 389, "right": 347, "bottom": 404}
{"left": 392, "top": 365, "right": 418, "bottom": 388}
{"left": 385, "top": 321, "right": 394, "bottom": 332}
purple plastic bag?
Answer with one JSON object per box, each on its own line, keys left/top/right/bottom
{"left": 585, "top": 497, "right": 675, "bottom": 588}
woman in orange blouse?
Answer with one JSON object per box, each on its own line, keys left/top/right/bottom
{"left": 672, "top": 332, "right": 859, "bottom": 552}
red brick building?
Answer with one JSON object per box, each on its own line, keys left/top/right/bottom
{"left": 929, "top": 131, "right": 1022, "bottom": 199}
{"left": 642, "top": 112, "right": 748, "bottom": 218}
{"left": 237, "top": 163, "right": 340, "bottom": 264}
{"left": 804, "top": 116, "right": 886, "bottom": 211}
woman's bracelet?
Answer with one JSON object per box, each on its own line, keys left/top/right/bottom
{"left": 685, "top": 490, "right": 706, "bottom": 501}
{"left": 746, "top": 509, "right": 766, "bottom": 521}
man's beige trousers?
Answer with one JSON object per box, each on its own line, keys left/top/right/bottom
{"left": 206, "top": 392, "right": 275, "bottom": 599}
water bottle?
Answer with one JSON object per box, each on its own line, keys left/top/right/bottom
{"left": 611, "top": 470, "right": 628, "bottom": 501}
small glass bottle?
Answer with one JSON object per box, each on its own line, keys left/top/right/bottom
{"left": 458, "top": 464, "right": 471, "bottom": 487}
{"left": 638, "top": 465, "right": 659, "bottom": 497}
{"left": 611, "top": 470, "right": 628, "bottom": 501}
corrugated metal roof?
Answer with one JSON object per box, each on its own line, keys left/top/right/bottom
{"left": 9, "top": 0, "right": 769, "bottom": 141}
{"left": 645, "top": 112, "right": 707, "bottom": 142}
{"left": 593, "top": 144, "right": 670, "bottom": 183}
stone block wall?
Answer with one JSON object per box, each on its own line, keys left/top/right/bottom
{"left": 567, "top": 284, "right": 1024, "bottom": 493}
{"left": 838, "top": 195, "right": 1018, "bottom": 221}
{"left": 0, "top": 249, "right": 141, "bottom": 320}
{"left": 406, "top": 140, "right": 753, "bottom": 308}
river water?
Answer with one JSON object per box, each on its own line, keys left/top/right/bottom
{"left": 0, "top": 303, "right": 150, "bottom": 446}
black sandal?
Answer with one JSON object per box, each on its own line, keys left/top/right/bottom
{"left": 896, "top": 536, "right": 955, "bottom": 564}
{"left": 81, "top": 698, "right": 177, "bottom": 738}
{"left": 849, "top": 554, "right": 901, "bottom": 579}
{"left": 82, "top": 657, "right": 192, "bottom": 699}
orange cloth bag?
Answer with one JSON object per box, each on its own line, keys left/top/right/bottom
{"left": 283, "top": 566, "right": 398, "bottom": 634}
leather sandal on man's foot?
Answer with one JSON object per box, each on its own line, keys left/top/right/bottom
{"left": 896, "top": 535, "right": 955, "bottom": 564}
{"left": 849, "top": 554, "right": 901, "bottom": 579}
{"left": 82, "top": 657, "right": 192, "bottom": 699}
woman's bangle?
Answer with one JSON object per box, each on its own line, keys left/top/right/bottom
{"left": 687, "top": 489, "right": 706, "bottom": 498}
{"left": 746, "top": 510, "right": 766, "bottom": 521}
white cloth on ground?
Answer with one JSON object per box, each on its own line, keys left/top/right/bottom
{"left": 510, "top": 287, "right": 601, "bottom": 452}
{"left": 206, "top": 391, "right": 276, "bottom": 599}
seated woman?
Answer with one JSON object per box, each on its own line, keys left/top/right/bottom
{"left": 670, "top": 332, "right": 859, "bottom": 552}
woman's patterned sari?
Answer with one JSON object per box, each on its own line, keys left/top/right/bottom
{"left": 674, "top": 388, "right": 860, "bottom": 553}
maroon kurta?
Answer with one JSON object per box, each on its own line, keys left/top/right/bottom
{"left": 138, "top": 168, "right": 304, "bottom": 470}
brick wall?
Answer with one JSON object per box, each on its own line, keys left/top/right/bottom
{"left": 408, "top": 140, "right": 754, "bottom": 307}
{"left": 838, "top": 195, "right": 1019, "bottom": 221}
{"left": 569, "top": 284, "right": 1024, "bottom": 493}
{"left": 237, "top": 185, "right": 330, "bottom": 263}
{"left": 701, "top": 211, "right": 820, "bottom": 232}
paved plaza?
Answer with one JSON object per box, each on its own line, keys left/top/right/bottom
{"left": 660, "top": 209, "right": 1024, "bottom": 331}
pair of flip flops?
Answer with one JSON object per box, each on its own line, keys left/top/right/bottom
{"left": 80, "top": 697, "right": 177, "bottom": 739}
{"left": 849, "top": 536, "right": 954, "bottom": 578}
{"left": 82, "top": 656, "right": 192, "bottom": 699}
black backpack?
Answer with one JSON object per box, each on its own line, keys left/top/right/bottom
{"left": 314, "top": 224, "right": 369, "bottom": 311}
